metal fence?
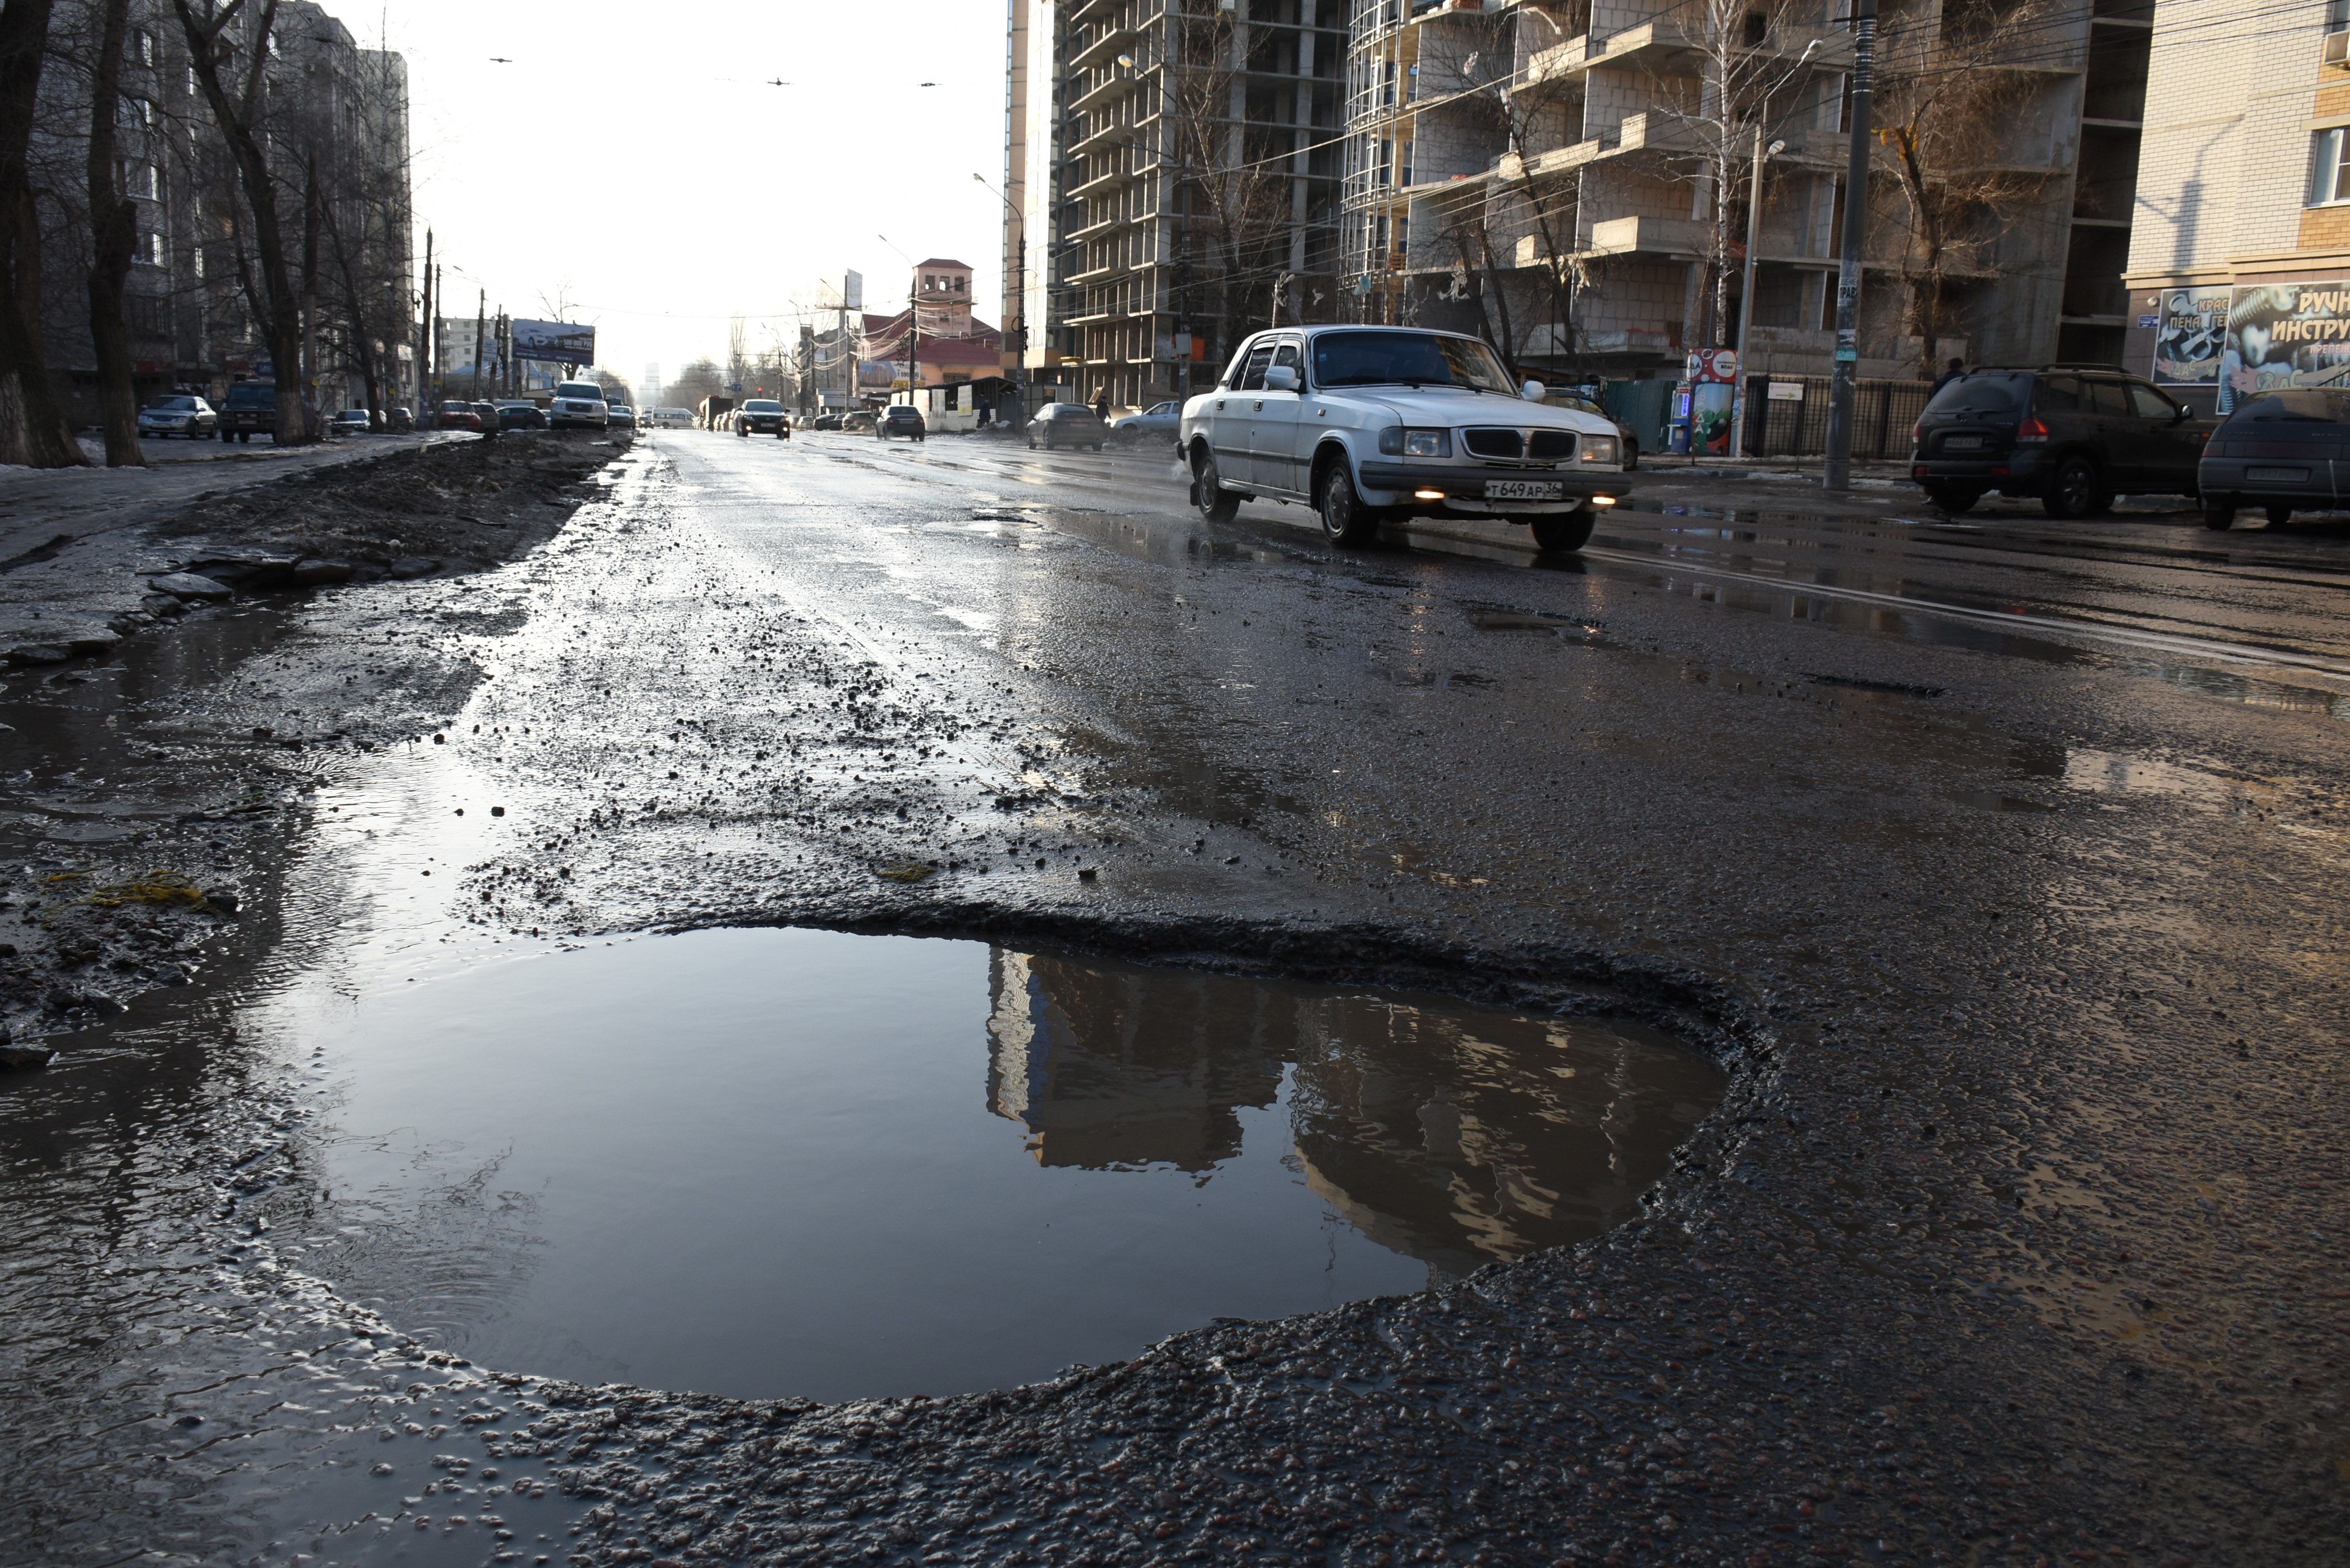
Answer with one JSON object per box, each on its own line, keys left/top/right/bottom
{"left": 1740, "top": 374, "right": 1934, "bottom": 461}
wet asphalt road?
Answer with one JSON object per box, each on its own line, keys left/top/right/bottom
{"left": 5, "top": 425, "right": 2347, "bottom": 1566}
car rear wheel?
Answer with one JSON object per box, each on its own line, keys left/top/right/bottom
{"left": 2042, "top": 456, "right": 2106, "bottom": 519}
{"left": 2201, "top": 498, "right": 2237, "bottom": 531}
{"left": 1318, "top": 460, "right": 1379, "bottom": 547}
{"left": 1923, "top": 483, "right": 1982, "bottom": 514}
{"left": 2265, "top": 503, "right": 2293, "bottom": 526}
{"left": 1531, "top": 508, "right": 1597, "bottom": 553}
{"left": 1193, "top": 446, "right": 1240, "bottom": 523}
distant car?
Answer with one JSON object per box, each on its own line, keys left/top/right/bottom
{"left": 1552, "top": 395, "right": 1641, "bottom": 470}
{"left": 218, "top": 381, "right": 275, "bottom": 442}
{"left": 549, "top": 380, "right": 609, "bottom": 431}
{"left": 386, "top": 404, "right": 416, "bottom": 432}
{"left": 436, "top": 399, "right": 485, "bottom": 432}
{"left": 733, "top": 398, "right": 790, "bottom": 437}
{"left": 876, "top": 405, "right": 926, "bottom": 441}
{"left": 138, "top": 394, "right": 216, "bottom": 440}
{"left": 471, "top": 400, "right": 502, "bottom": 438}
{"left": 1111, "top": 400, "right": 1180, "bottom": 439}
{"left": 328, "top": 407, "right": 371, "bottom": 435}
{"left": 842, "top": 409, "right": 876, "bottom": 433}
{"left": 2197, "top": 388, "right": 2350, "bottom": 531}
{"left": 606, "top": 402, "right": 637, "bottom": 430}
{"left": 1909, "top": 365, "right": 2211, "bottom": 516}
{"left": 496, "top": 401, "right": 546, "bottom": 431}
{"left": 812, "top": 411, "right": 844, "bottom": 431}
{"left": 651, "top": 406, "right": 693, "bottom": 429}
{"left": 1028, "top": 402, "right": 1106, "bottom": 451}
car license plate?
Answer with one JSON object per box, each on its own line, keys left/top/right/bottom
{"left": 1486, "top": 479, "right": 1563, "bottom": 501}
{"left": 2248, "top": 466, "right": 2309, "bottom": 482}
{"left": 1942, "top": 435, "right": 1983, "bottom": 451}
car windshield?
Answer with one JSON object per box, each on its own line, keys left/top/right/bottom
{"left": 145, "top": 396, "right": 194, "bottom": 409}
{"left": 886, "top": 407, "right": 918, "bottom": 417}
{"left": 744, "top": 400, "right": 781, "bottom": 413}
{"left": 1924, "top": 373, "right": 2030, "bottom": 416}
{"left": 2225, "top": 389, "right": 2350, "bottom": 424}
{"left": 1310, "top": 330, "right": 1514, "bottom": 393}
{"left": 556, "top": 385, "right": 603, "bottom": 400}
{"left": 228, "top": 385, "right": 273, "bottom": 406}
{"left": 441, "top": 402, "right": 469, "bottom": 412}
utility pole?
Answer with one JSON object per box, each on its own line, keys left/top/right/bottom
{"left": 1822, "top": 0, "right": 1877, "bottom": 490}
{"left": 908, "top": 272, "right": 920, "bottom": 404}
{"left": 471, "top": 290, "right": 485, "bottom": 402}
{"left": 419, "top": 228, "right": 433, "bottom": 412}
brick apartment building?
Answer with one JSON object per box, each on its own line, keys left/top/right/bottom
{"left": 2125, "top": 0, "right": 2350, "bottom": 413}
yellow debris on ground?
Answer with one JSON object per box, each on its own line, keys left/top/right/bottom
{"left": 87, "top": 871, "right": 212, "bottom": 909}
{"left": 876, "top": 861, "right": 936, "bottom": 884}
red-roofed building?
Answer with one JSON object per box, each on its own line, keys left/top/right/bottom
{"left": 858, "top": 259, "right": 1005, "bottom": 390}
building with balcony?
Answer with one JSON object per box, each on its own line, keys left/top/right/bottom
{"left": 1340, "top": 0, "right": 2146, "bottom": 383}
{"left": 2122, "top": 0, "right": 2350, "bottom": 412}
{"left": 1003, "top": 0, "right": 1347, "bottom": 413}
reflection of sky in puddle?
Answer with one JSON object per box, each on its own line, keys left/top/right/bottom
{"left": 279, "top": 929, "right": 1718, "bottom": 1403}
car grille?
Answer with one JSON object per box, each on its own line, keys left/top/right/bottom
{"left": 1462, "top": 428, "right": 1524, "bottom": 459}
{"left": 1528, "top": 430, "right": 1575, "bottom": 460}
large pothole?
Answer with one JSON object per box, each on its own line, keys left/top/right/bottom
{"left": 271, "top": 926, "right": 1723, "bottom": 1401}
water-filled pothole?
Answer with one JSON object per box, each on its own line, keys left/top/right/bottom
{"left": 284, "top": 927, "right": 1721, "bottom": 1402}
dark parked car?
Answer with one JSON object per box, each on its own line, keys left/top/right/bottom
{"left": 1555, "top": 394, "right": 1640, "bottom": 470}
{"left": 218, "top": 380, "right": 276, "bottom": 442}
{"left": 876, "top": 404, "right": 926, "bottom": 441}
{"left": 1026, "top": 402, "right": 1105, "bottom": 451}
{"left": 137, "top": 394, "right": 216, "bottom": 440}
{"left": 496, "top": 401, "right": 547, "bottom": 431}
{"left": 1909, "top": 366, "right": 2212, "bottom": 517}
{"left": 2197, "top": 388, "right": 2350, "bottom": 531}
{"left": 471, "top": 400, "right": 502, "bottom": 438}
{"left": 733, "top": 398, "right": 790, "bottom": 437}
{"left": 812, "top": 411, "right": 844, "bottom": 431}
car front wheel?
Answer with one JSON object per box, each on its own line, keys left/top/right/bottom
{"left": 2042, "top": 456, "right": 2105, "bottom": 518}
{"left": 1531, "top": 508, "right": 1597, "bottom": 553}
{"left": 1193, "top": 446, "right": 1240, "bottom": 523}
{"left": 1318, "top": 460, "right": 1378, "bottom": 546}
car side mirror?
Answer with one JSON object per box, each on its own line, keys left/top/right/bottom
{"left": 1522, "top": 379, "right": 1546, "bottom": 401}
{"left": 1264, "top": 365, "right": 1299, "bottom": 393}
{"left": 2173, "top": 406, "right": 2191, "bottom": 422}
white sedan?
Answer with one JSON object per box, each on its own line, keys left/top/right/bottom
{"left": 1179, "top": 326, "right": 1630, "bottom": 551}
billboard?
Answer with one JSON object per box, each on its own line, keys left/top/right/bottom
{"left": 2157, "top": 282, "right": 2350, "bottom": 411}
{"left": 512, "top": 318, "right": 595, "bottom": 366}
{"left": 842, "top": 270, "right": 863, "bottom": 312}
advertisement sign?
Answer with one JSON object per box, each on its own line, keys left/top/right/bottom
{"left": 843, "top": 270, "right": 863, "bottom": 312}
{"left": 512, "top": 318, "right": 595, "bottom": 366}
{"left": 1693, "top": 348, "right": 1738, "bottom": 384}
{"left": 2151, "top": 286, "right": 2229, "bottom": 387}
{"left": 2215, "top": 282, "right": 2350, "bottom": 412}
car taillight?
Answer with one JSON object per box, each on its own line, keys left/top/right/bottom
{"left": 1910, "top": 420, "right": 1920, "bottom": 442}
{"left": 2015, "top": 414, "right": 2049, "bottom": 444}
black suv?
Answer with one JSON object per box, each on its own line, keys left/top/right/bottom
{"left": 1909, "top": 366, "right": 2213, "bottom": 516}
{"left": 2197, "top": 388, "right": 2350, "bottom": 531}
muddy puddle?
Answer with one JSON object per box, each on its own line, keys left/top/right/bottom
{"left": 249, "top": 928, "right": 1719, "bottom": 1403}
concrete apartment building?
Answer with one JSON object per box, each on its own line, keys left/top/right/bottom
{"left": 1337, "top": 0, "right": 2151, "bottom": 385}
{"left": 2124, "top": 0, "right": 2350, "bottom": 413}
{"left": 1002, "top": 0, "right": 1348, "bottom": 413}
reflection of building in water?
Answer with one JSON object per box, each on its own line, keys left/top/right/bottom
{"left": 983, "top": 949, "right": 1723, "bottom": 1274}
{"left": 985, "top": 951, "right": 1285, "bottom": 1171}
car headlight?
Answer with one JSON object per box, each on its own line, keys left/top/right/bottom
{"left": 1377, "top": 427, "right": 1451, "bottom": 458}
{"left": 1579, "top": 435, "right": 1619, "bottom": 464}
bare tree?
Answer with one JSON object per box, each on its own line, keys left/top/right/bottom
{"left": 1871, "top": 0, "right": 2060, "bottom": 374}
{"left": 667, "top": 356, "right": 722, "bottom": 412}
{"left": 0, "top": 0, "right": 87, "bottom": 466}
{"left": 81, "top": 0, "right": 139, "bottom": 464}
{"left": 1167, "top": 8, "right": 1289, "bottom": 373}
{"left": 173, "top": 0, "right": 310, "bottom": 445}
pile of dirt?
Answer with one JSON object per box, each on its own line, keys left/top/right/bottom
{"left": 147, "top": 429, "right": 630, "bottom": 581}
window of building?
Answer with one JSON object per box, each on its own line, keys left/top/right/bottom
{"left": 2311, "top": 127, "right": 2350, "bottom": 205}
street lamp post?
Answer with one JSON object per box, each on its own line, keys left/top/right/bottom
{"left": 974, "top": 171, "right": 1027, "bottom": 429}
{"left": 1823, "top": 0, "right": 1879, "bottom": 490}
{"left": 1728, "top": 130, "right": 1784, "bottom": 462}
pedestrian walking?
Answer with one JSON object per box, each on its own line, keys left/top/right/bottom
{"left": 1094, "top": 389, "right": 1110, "bottom": 422}
{"left": 1930, "top": 357, "right": 1965, "bottom": 396}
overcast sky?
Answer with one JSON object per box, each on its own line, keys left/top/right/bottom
{"left": 349, "top": 1, "right": 1010, "bottom": 396}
